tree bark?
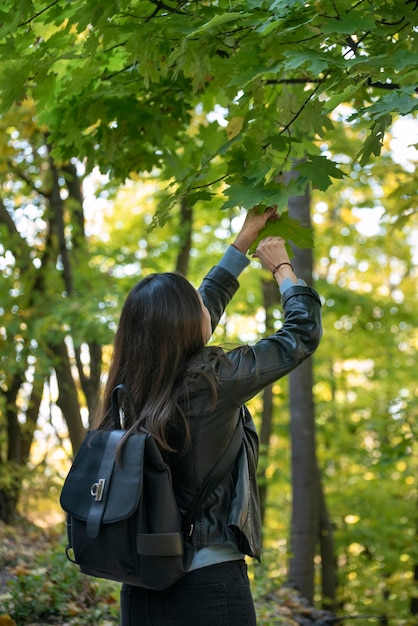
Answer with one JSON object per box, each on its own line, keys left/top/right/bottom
{"left": 0, "top": 373, "right": 43, "bottom": 523}
{"left": 288, "top": 355, "right": 319, "bottom": 603}
{"left": 75, "top": 341, "right": 103, "bottom": 420}
{"left": 258, "top": 279, "right": 281, "bottom": 528}
{"left": 411, "top": 563, "right": 418, "bottom": 616}
{"left": 411, "top": 496, "right": 418, "bottom": 616}
{"left": 62, "top": 160, "right": 86, "bottom": 243}
{"left": 175, "top": 200, "right": 193, "bottom": 276}
{"left": 50, "top": 339, "right": 86, "bottom": 454}
{"left": 48, "top": 152, "right": 74, "bottom": 294}
{"left": 286, "top": 180, "right": 336, "bottom": 604}
{"left": 62, "top": 160, "right": 102, "bottom": 421}
{"left": 319, "top": 478, "right": 337, "bottom": 609}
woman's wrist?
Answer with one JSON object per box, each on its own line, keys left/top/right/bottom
{"left": 272, "top": 262, "right": 293, "bottom": 278}
{"left": 271, "top": 263, "right": 298, "bottom": 286}
{"left": 232, "top": 231, "right": 258, "bottom": 254}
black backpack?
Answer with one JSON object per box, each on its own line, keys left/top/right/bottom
{"left": 60, "top": 384, "right": 243, "bottom": 590}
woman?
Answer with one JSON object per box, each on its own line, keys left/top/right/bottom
{"left": 95, "top": 207, "right": 322, "bottom": 626}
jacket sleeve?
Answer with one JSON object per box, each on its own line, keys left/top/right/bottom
{"left": 198, "top": 265, "right": 240, "bottom": 332}
{"left": 211, "top": 285, "right": 323, "bottom": 407}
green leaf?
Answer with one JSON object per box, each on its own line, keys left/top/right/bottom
{"left": 188, "top": 12, "right": 251, "bottom": 36}
{"left": 222, "top": 175, "right": 305, "bottom": 212}
{"left": 296, "top": 155, "right": 345, "bottom": 191}
{"left": 282, "top": 49, "right": 343, "bottom": 74}
{"left": 0, "top": 62, "right": 32, "bottom": 111}
{"left": 323, "top": 84, "right": 361, "bottom": 112}
{"left": 269, "top": 0, "right": 305, "bottom": 11}
{"left": 298, "top": 100, "right": 334, "bottom": 137}
{"left": 356, "top": 115, "right": 392, "bottom": 166}
{"left": 263, "top": 135, "right": 294, "bottom": 152}
{"left": 364, "top": 88, "right": 418, "bottom": 119}
{"left": 390, "top": 49, "right": 418, "bottom": 72}
{"left": 322, "top": 14, "right": 376, "bottom": 34}
{"left": 248, "top": 211, "right": 313, "bottom": 255}
{"left": 222, "top": 184, "right": 269, "bottom": 209}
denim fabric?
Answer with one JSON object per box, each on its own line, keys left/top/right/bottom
{"left": 120, "top": 560, "right": 256, "bottom": 626}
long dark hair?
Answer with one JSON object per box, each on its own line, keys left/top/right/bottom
{"left": 95, "top": 272, "right": 209, "bottom": 451}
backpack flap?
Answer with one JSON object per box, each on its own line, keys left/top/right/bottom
{"left": 60, "top": 430, "right": 147, "bottom": 536}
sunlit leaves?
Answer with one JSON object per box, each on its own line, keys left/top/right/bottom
{"left": 226, "top": 116, "right": 245, "bottom": 141}
{"left": 0, "top": 0, "right": 416, "bottom": 226}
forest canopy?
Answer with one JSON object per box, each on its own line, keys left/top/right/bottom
{"left": 0, "top": 0, "right": 417, "bottom": 226}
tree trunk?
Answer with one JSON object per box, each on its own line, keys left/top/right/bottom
{"left": 411, "top": 563, "right": 418, "bottom": 616}
{"left": 175, "top": 200, "right": 193, "bottom": 276}
{"left": 50, "top": 339, "right": 86, "bottom": 455}
{"left": 286, "top": 181, "right": 336, "bottom": 604}
{"left": 0, "top": 490, "right": 18, "bottom": 525}
{"left": 288, "top": 356, "right": 319, "bottom": 603}
{"left": 48, "top": 153, "right": 74, "bottom": 294}
{"left": 19, "top": 376, "right": 44, "bottom": 462}
{"left": 258, "top": 383, "right": 273, "bottom": 529}
{"left": 0, "top": 373, "right": 44, "bottom": 523}
{"left": 319, "top": 479, "right": 337, "bottom": 609}
{"left": 62, "top": 160, "right": 86, "bottom": 243}
{"left": 76, "top": 341, "right": 103, "bottom": 422}
{"left": 63, "top": 160, "right": 102, "bottom": 420}
{"left": 0, "top": 377, "right": 23, "bottom": 523}
{"left": 411, "top": 496, "right": 418, "bottom": 616}
{"left": 258, "top": 279, "right": 281, "bottom": 528}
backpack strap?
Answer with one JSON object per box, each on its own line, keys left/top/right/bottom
{"left": 112, "top": 384, "right": 130, "bottom": 429}
{"left": 182, "top": 415, "right": 244, "bottom": 537}
{"left": 86, "top": 430, "right": 124, "bottom": 539}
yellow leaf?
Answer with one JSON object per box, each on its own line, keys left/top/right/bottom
{"left": 0, "top": 615, "right": 17, "bottom": 626}
{"left": 67, "top": 602, "right": 83, "bottom": 616}
{"left": 226, "top": 116, "right": 244, "bottom": 140}
{"left": 10, "top": 565, "right": 30, "bottom": 576}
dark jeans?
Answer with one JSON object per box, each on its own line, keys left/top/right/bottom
{"left": 120, "top": 559, "right": 257, "bottom": 626}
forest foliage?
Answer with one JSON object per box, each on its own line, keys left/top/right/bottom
{"left": 0, "top": 0, "right": 417, "bottom": 221}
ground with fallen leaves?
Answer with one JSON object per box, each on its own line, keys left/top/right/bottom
{"left": 0, "top": 519, "right": 344, "bottom": 625}
{"left": 0, "top": 519, "right": 53, "bottom": 603}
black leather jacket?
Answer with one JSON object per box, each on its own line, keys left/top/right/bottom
{"left": 169, "top": 265, "right": 322, "bottom": 560}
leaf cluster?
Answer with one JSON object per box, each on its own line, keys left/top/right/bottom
{"left": 0, "top": 0, "right": 417, "bottom": 220}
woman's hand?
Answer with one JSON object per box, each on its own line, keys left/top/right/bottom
{"left": 232, "top": 206, "right": 277, "bottom": 254}
{"left": 253, "top": 236, "right": 298, "bottom": 286}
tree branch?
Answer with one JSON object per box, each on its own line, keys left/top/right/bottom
{"left": 266, "top": 77, "right": 321, "bottom": 85}
{"left": 148, "top": 0, "right": 187, "bottom": 15}
{"left": 278, "top": 77, "right": 327, "bottom": 136}
{"left": 102, "top": 62, "right": 138, "bottom": 82}
{"left": 367, "top": 78, "right": 418, "bottom": 92}
{"left": 266, "top": 75, "right": 417, "bottom": 93}
{"left": 0, "top": 196, "right": 18, "bottom": 235}
{"left": 191, "top": 174, "right": 228, "bottom": 190}
{"left": 346, "top": 0, "right": 368, "bottom": 13}
{"left": 7, "top": 159, "right": 51, "bottom": 199}
{"left": 18, "top": 0, "right": 60, "bottom": 27}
